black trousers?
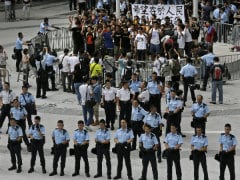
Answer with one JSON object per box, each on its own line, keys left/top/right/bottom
{"left": 220, "top": 153, "right": 235, "bottom": 180}
{"left": 30, "top": 140, "right": 45, "bottom": 168}
{"left": 166, "top": 113, "right": 180, "bottom": 135}
{"left": 183, "top": 77, "right": 196, "bottom": 103}
{"left": 36, "top": 77, "right": 47, "bottom": 97}
{"left": 119, "top": 101, "right": 131, "bottom": 126}
{"left": 141, "top": 151, "right": 158, "bottom": 180}
{"left": 193, "top": 117, "right": 206, "bottom": 134}
{"left": 96, "top": 145, "right": 111, "bottom": 176}
{"left": 16, "top": 119, "right": 30, "bottom": 147}
{"left": 45, "top": 66, "right": 56, "bottom": 89}
{"left": 131, "top": 121, "right": 143, "bottom": 149}
{"left": 192, "top": 151, "right": 209, "bottom": 180}
{"left": 8, "top": 141, "right": 22, "bottom": 167}
{"left": 24, "top": 105, "right": 33, "bottom": 128}
{"left": 167, "top": 150, "right": 182, "bottom": 180}
{"left": 202, "top": 67, "right": 210, "bottom": 89}
{"left": 137, "top": 50, "right": 146, "bottom": 61}
{"left": 61, "top": 72, "right": 71, "bottom": 91}
{"left": 0, "top": 104, "right": 11, "bottom": 128}
{"left": 53, "top": 145, "right": 67, "bottom": 171}
{"left": 116, "top": 146, "right": 132, "bottom": 177}
{"left": 149, "top": 94, "right": 161, "bottom": 115}
{"left": 74, "top": 145, "right": 89, "bottom": 173}
{"left": 78, "top": 2, "right": 86, "bottom": 14}
{"left": 104, "top": 101, "right": 116, "bottom": 127}
{"left": 15, "top": 49, "right": 22, "bottom": 72}
{"left": 69, "top": 0, "right": 76, "bottom": 10}
{"left": 185, "top": 41, "right": 193, "bottom": 58}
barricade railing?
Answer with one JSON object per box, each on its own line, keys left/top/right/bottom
{"left": 214, "top": 22, "right": 234, "bottom": 44}
{"left": 231, "top": 25, "right": 240, "bottom": 46}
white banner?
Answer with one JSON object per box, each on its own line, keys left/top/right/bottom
{"left": 131, "top": 4, "right": 185, "bottom": 24}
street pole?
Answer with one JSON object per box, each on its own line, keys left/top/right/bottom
{"left": 193, "top": 0, "right": 198, "bottom": 18}
{"left": 116, "top": 0, "right": 120, "bottom": 19}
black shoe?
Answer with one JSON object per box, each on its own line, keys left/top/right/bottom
{"left": 8, "top": 166, "right": 17, "bottom": 171}
{"left": 86, "top": 172, "right": 90, "bottom": 177}
{"left": 27, "top": 145, "right": 32, "bottom": 152}
{"left": 17, "top": 167, "right": 22, "bottom": 173}
{"left": 209, "top": 101, "right": 216, "bottom": 104}
{"left": 28, "top": 168, "right": 34, "bottom": 173}
{"left": 138, "top": 178, "right": 146, "bottom": 180}
{"left": 106, "top": 124, "right": 110, "bottom": 128}
{"left": 72, "top": 172, "right": 79, "bottom": 176}
{"left": 158, "top": 159, "right": 162, "bottom": 163}
{"left": 200, "top": 88, "right": 206, "bottom": 91}
{"left": 42, "top": 167, "right": 46, "bottom": 174}
{"left": 52, "top": 88, "right": 59, "bottom": 91}
{"left": 36, "top": 95, "right": 41, "bottom": 98}
{"left": 94, "top": 174, "right": 102, "bottom": 178}
{"left": 113, "top": 176, "right": 121, "bottom": 179}
{"left": 47, "top": 88, "right": 52, "bottom": 91}
{"left": 49, "top": 171, "right": 57, "bottom": 176}
{"left": 42, "top": 95, "right": 47, "bottom": 99}
{"left": 108, "top": 176, "right": 112, "bottom": 179}
{"left": 60, "top": 170, "right": 64, "bottom": 176}
{"left": 131, "top": 147, "right": 136, "bottom": 151}
{"left": 111, "top": 126, "right": 114, "bottom": 130}
{"left": 128, "top": 177, "right": 133, "bottom": 180}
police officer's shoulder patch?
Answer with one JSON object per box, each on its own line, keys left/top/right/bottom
{"left": 39, "top": 124, "right": 44, "bottom": 128}
{"left": 221, "top": 133, "right": 225, "bottom": 136}
{"left": 230, "top": 134, "right": 235, "bottom": 138}
{"left": 84, "top": 129, "right": 88, "bottom": 135}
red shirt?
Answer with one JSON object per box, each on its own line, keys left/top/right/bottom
{"left": 205, "top": 26, "right": 215, "bottom": 43}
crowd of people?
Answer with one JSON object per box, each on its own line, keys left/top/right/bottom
{"left": 0, "top": 0, "right": 239, "bottom": 180}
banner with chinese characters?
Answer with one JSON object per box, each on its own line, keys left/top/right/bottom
{"left": 131, "top": 4, "right": 185, "bottom": 24}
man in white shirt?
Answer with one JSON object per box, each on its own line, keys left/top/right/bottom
{"left": 68, "top": 52, "right": 79, "bottom": 92}
{"left": 149, "top": 21, "right": 161, "bottom": 60}
{"left": 184, "top": 22, "right": 193, "bottom": 58}
{"left": 59, "top": 49, "right": 70, "bottom": 92}
{"left": 177, "top": 24, "right": 185, "bottom": 58}
{"left": 134, "top": 27, "right": 148, "bottom": 61}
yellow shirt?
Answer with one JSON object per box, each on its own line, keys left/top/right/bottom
{"left": 90, "top": 62, "right": 102, "bottom": 77}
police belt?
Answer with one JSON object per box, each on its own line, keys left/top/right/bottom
{"left": 104, "top": 100, "right": 115, "bottom": 103}
{"left": 8, "top": 140, "right": 21, "bottom": 145}
{"left": 220, "top": 150, "right": 236, "bottom": 156}
{"left": 55, "top": 143, "right": 69, "bottom": 148}
{"left": 192, "top": 149, "right": 206, "bottom": 155}
{"left": 96, "top": 142, "right": 110, "bottom": 149}
{"left": 74, "top": 143, "right": 89, "bottom": 150}
{"left": 116, "top": 142, "right": 131, "bottom": 151}
{"left": 30, "top": 139, "right": 44, "bottom": 144}
{"left": 120, "top": 100, "right": 131, "bottom": 104}
{"left": 141, "top": 147, "right": 155, "bottom": 153}
{"left": 193, "top": 117, "right": 207, "bottom": 122}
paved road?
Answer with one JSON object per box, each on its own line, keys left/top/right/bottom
{"left": 1, "top": 1, "right": 240, "bottom": 179}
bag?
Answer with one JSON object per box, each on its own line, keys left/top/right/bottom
{"left": 85, "top": 98, "right": 96, "bottom": 108}
{"left": 171, "top": 60, "right": 181, "bottom": 76}
{"left": 58, "top": 55, "right": 66, "bottom": 70}
{"left": 21, "top": 93, "right": 37, "bottom": 115}
{"left": 213, "top": 65, "right": 222, "bottom": 80}
{"left": 123, "top": 67, "right": 133, "bottom": 81}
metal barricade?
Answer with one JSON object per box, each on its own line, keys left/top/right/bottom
{"left": 231, "top": 25, "right": 240, "bottom": 46}
{"left": 214, "top": 22, "right": 233, "bottom": 44}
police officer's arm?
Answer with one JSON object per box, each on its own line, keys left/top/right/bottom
{"left": 62, "top": 131, "right": 70, "bottom": 145}
{"left": 127, "top": 130, "right": 134, "bottom": 143}
{"left": 102, "top": 131, "right": 110, "bottom": 144}
{"left": 17, "top": 128, "right": 23, "bottom": 142}
{"left": 228, "top": 137, "right": 237, "bottom": 152}
{"left": 52, "top": 131, "right": 56, "bottom": 144}
{"left": 83, "top": 132, "right": 89, "bottom": 145}
{"left": 164, "top": 141, "right": 169, "bottom": 149}
{"left": 175, "top": 136, "right": 183, "bottom": 150}
{"left": 203, "top": 106, "right": 210, "bottom": 118}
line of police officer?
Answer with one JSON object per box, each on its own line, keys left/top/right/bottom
{"left": 7, "top": 115, "right": 237, "bottom": 180}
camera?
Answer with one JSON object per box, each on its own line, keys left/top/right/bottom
{"left": 189, "top": 84, "right": 200, "bottom": 90}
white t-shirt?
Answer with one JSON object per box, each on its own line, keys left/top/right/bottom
{"left": 177, "top": 31, "right": 185, "bottom": 49}
{"left": 59, "top": 54, "right": 70, "bottom": 73}
{"left": 184, "top": 28, "right": 192, "bottom": 43}
{"left": 5, "top": 0, "right": 11, "bottom": 6}
{"left": 150, "top": 28, "right": 160, "bottom": 45}
{"left": 79, "top": 84, "right": 93, "bottom": 106}
{"left": 135, "top": 34, "right": 147, "bottom": 50}
{"left": 68, "top": 56, "right": 79, "bottom": 73}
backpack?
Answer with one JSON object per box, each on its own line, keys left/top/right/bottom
{"left": 213, "top": 65, "right": 222, "bottom": 80}
{"left": 123, "top": 67, "right": 133, "bottom": 81}
{"left": 171, "top": 60, "right": 181, "bottom": 76}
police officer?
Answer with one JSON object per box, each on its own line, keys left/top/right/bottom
{"left": 27, "top": 116, "right": 46, "bottom": 174}
{"left": 147, "top": 72, "right": 163, "bottom": 114}
{"left": 143, "top": 105, "right": 163, "bottom": 163}
{"left": 138, "top": 81, "right": 150, "bottom": 111}
{"left": 102, "top": 79, "right": 117, "bottom": 130}
{"left": 180, "top": 57, "right": 198, "bottom": 106}
{"left": 10, "top": 98, "right": 31, "bottom": 151}
{"left": 200, "top": 46, "right": 215, "bottom": 91}
{"left": 49, "top": 120, "right": 70, "bottom": 176}
{"left": 164, "top": 124, "right": 183, "bottom": 180}
{"left": 165, "top": 90, "right": 182, "bottom": 135}
{"left": 191, "top": 95, "right": 210, "bottom": 134}
{"left": 219, "top": 123, "right": 237, "bottom": 180}
{"left": 7, "top": 118, "right": 23, "bottom": 173}
{"left": 94, "top": 119, "right": 111, "bottom": 179}
{"left": 139, "top": 124, "right": 159, "bottom": 180}
{"left": 129, "top": 73, "right": 141, "bottom": 99}
{"left": 35, "top": 53, "right": 48, "bottom": 99}
{"left": 0, "top": 82, "right": 16, "bottom": 133}
{"left": 131, "top": 100, "right": 147, "bottom": 150}
{"left": 165, "top": 81, "right": 174, "bottom": 105}
{"left": 113, "top": 119, "right": 134, "bottom": 180}
{"left": 72, "top": 120, "right": 90, "bottom": 177}
{"left": 43, "top": 47, "right": 58, "bottom": 91}
{"left": 19, "top": 85, "right": 36, "bottom": 128}
{"left": 116, "top": 81, "right": 135, "bottom": 126}
{"left": 190, "top": 127, "right": 209, "bottom": 180}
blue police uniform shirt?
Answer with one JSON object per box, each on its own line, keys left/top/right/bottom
{"left": 167, "top": 97, "right": 182, "bottom": 111}
{"left": 28, "top": 124, "right": 45, "bottom": 140}
{"left": 139, "top": 133, "right": 158, "bottom": 149}
{"left": 191, "top": 103, "right": 210, "bottom": 118}
{"left": 15, "top": 38, "right": 23, "bottom": 50}
{"left": 19, "top": 93, "right": 35, "bottom": 106}
{"left": 129, "top": 80, "right": 141, "bottom": 93}
{"left": 39, "top": 22, "right": 50, "bottom": 33}
{"left": 73, "top": 129, "right": 89, "bottom": 144}
{"left": 180, "top": 64, "right": 198, "bottom": 77}
{"left": 131, "top": 106, "right": 148, "bottom": 121}
{"left": 9, "top": 125, "right": 23, "bottom": 140}
{"left": 52, "top": 128, "right": 70, "bottom": 145}
{"left": 201, "top": 53, "right": 215, "bottom": 67}
{"left": 143, "top": 112, "right": 163, "bottom": 128}
{"left": 44, "top": 53, "right": 57, "bottom": 66}
{"left": 164, "top": 132, "right": 183, "bottom": 148}
{"left": 10, "top": 107, "right": 28, "bottom": 121}
{"left": 190, "top": 134, "right": 208, "bottom": 150}
{"left": 114, "top": 128, "right": 134, "bottom": 143}
{"left": 213, "top": 8, "right": 220, "bottom": 19}
{"left": 219, "top": 134, "right": 237, "bottom": 151}
{"left": 147, "top": 80, "right": 162, "bottom": 95}
{"left": 95, "top": 128, "right": 110, "bottom": 142}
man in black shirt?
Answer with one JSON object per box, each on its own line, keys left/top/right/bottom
{"left": 112, "top": 25, "right": 122, "bottom": 60}
{"left": 120, "top": 26, "right": 131, "bottom": 54}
